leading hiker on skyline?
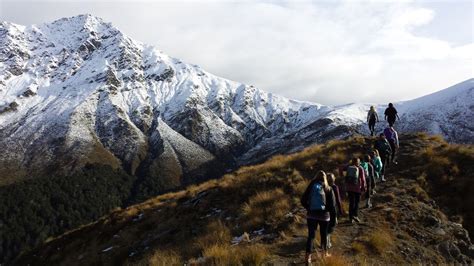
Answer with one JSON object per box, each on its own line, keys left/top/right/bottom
{"left": 367, "top": 106, "right": 379, "bottom": 136}
{"left": 384, "top": 103, "right": 400, "bottom": 127}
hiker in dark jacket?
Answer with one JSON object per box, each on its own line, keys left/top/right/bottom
{"left": 384, "top": 103, "right": 400, "bottom": 127}
{"left": 301, "top": 170, "right": 336, "bottom": 262}
{"left": 361, "top": 155, "right": 376, "bottom": 208}
{"left": 367, "top": 106, "right": 379, "bottom": 136}
{"left": 327, "top": 173, "right": 343, "bottom": 249}
{"left": 383, "top": 126, "right": 399, "bottom": 164}
{"left": 374, "top": 133, "right": 392, "bottom": 181}
{"left": 339, "top": 158, "right": 366, "bottom": 224}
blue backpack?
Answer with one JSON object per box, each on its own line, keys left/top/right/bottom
{"left": 309, "top": 183, "right": 326, "bottom": 211}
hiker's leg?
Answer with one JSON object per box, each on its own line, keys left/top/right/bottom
{"left": 354, "top": 193, "right": 361, "bottom": 217}
{"left": 319, "top": 220, "right": 329, "bottom": 251}
{"left": 306, "top": 219, "right": 317, "bottom": 253}
{"left": 347, "top": 192, "right": 355, "bottom": 219}
{"left": 389, "top": 141, "right": 396, "bottom": 162}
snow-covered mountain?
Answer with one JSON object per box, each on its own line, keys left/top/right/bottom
{"left": 0, "top": 15, "right": 354, "bottom": 188}
{"left": 0, "top": 15, "right": 472, "bottom": 189}
{"left": 396, "top": 79, "right": 474, "bottom": 143}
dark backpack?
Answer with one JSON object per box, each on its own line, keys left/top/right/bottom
{"left": 345, "top": 165, "right": 359, "bottom": 185}
{"left": 309, "top": 183, "right": 326, "bottom": 211}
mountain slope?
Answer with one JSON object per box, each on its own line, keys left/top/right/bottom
{"left": 15, "top": 134, "right": 474, "bottom": 265}
{"left": 397, "top": 78, "right": 474, "bottom": 143}
{"left": 0, "top": 14, "right": 347, "bottom": 189}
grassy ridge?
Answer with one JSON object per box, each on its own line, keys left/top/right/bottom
{"left": 13, "top": 133, "right": 474, "bottom": 265}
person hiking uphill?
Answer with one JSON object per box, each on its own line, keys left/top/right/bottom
{"left": 339, "top": 158, "right": 366, "bottom": 224}
{"left": 384, "top": 103, "right": 400, "bottom": 127}
{"left": 367, "top": 106, "right": 379, "bottom": 136}
{"left": 327, "top": 173, "right": 343, "bottom": 249}
{"left": 361, "top": 155, "right": 376, "bottom": 208}
{"left": 374, "top": 133, "right": 392, "bottom": 181}
{"left": 301, "top": 171, "right": 337, "bottom": 262}
{"left": 371, "top": 149, "right": 383, "bottom": 183}
{"left": 384, "top": 126, "right": 399, "bottom": 164}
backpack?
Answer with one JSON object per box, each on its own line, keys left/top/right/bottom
{"left": 309, "top": 183, "right": 326, "bottom": 211}
{"left": 375, "top": 139, "right": 391, "bottom": 155}
{"left": 345, "top": 165, "right": 359, "bottom": 185}
{"left": 360, "top": 162, "right": 369, "bottom": 178}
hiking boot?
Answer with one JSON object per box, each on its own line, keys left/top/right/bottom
{"left": 353, "top": 216, "right": 361, "bottom": 223}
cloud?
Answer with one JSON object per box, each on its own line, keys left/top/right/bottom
{"left": 1, "top": 0, "right": 473, "bottom": 105}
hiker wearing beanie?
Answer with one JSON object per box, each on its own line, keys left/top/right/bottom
{"left": 339, "top": 158, "right": 366, "bottom": 224}
{"left": 384, "top": 126, "right": 399, "bottom": 164}
{"left": 300, "top": 171, "right": 337, "bottom": 262}
{"left": 374, "top": 133, "right": 392, "bottom": 181}
{"left": 327, "top": 173, "right": 343, "bottom": 249}
{"left": 367, "top": 106, "right": 379, "bottom": 136}
{"left": 384, "top": 103, "right": 400, "bottom": 127}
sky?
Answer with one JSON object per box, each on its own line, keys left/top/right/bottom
{"left": 0, "top": 0, "right": 473, "bottom": 105}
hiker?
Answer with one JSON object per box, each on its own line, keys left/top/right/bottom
{"left": 327, "top": 173, "right": 343, "bottom": 249}
{"left": 300, "top": 170, "right": 337, "bottom": 262}
{"left": 383, "top": 126, "right": 399, "bottom": 164}
{"left": 384, "top": 103, "right": 400, "bottom": 127}
{"left": 361, "top": 155, "right": 376, "bottom": 208}
{"left": 371, "top": 149, "right": 383, "bottom": 183}
{"left": 339, "top": 158, "right": 366, "bottom": 224}
{"left": 374, "top": 133, "right": 391, "bottom": 181}
{"left": 367, "top": 106, "right": 379, "bottom": 136}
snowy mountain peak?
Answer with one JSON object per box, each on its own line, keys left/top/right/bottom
{"left": 0, "top": 15, "right": 472, "bottom": 190}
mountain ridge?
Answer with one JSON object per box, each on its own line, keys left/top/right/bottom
{"left": 14, "top": 133, "right": 474, "bottom": 265}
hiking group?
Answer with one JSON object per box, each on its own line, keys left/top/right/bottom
{"left": 300, "top": 103, "right": 401, "bottom": 263}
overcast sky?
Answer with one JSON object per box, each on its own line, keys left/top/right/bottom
{"left": 1, "top": 0, "right": 473, "bottom": 105}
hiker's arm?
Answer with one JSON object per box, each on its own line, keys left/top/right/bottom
{"left": 360, "top": 167, "right": 367, "bottom": 192}
{"left": 300, "top": 183, "right": 312, "bottom": 209}
{"left": 375, "top": 112, "right": 379, "bottom": 122}
{"left": 396, "top": 113, "right": 400, "bottom": 120}
{"left": 334, "top": 186, "right": 344, "bottom": 216}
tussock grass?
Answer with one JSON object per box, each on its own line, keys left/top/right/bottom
{"left": 194, "top": 220, "right": 232, "bottom": 251}
{"left": 144, "top": 250, "right": 182, "bottom": 266}
{"left": 367, "top": 230, "right": 395, "bottom": 255}
{"left": 241, "top": 188, "right": 291, "bottom": 231}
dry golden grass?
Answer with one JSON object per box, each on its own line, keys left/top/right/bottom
{"left": 194, "top": 220, "right": 232, "bottom": 251}
{"left": 408, "top": 184, "right": 430, "bottom": 202}
{"left": 241, "top": 188, "right": 290, "bottom": 231}
{"left": 367, "top": 230, "right": 395, "bottom": 255}
{"left": 351, "top": 241, "right": 366, "bottom": 254}
{"left": 202, "top": 244, "right": 269, "bottom": 266}
{"left": 321, "top": 254, "right": 352, "bottom": 266}
{"left": 143, "top": 250, "right": 182, "bottom": 266}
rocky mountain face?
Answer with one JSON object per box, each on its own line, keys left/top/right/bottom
{"left": 0, "top": 14, "right": 358, "bottom": 189}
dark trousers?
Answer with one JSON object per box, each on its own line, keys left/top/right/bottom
{"left": 306, "top": 219, "right": 329, "bottom": 252}
{"left": 368, "top": 120, "right": 376, "bottom": 136}
{"left": 389, "top": 140, "right": 397, "bottom": 162}
{"left": 388, "top": 118, "right": 395, "bottom": 127}
{"left": 347, "top": 191, "right": 361, "bottom": 219}
{"left": 380, "top": 153, "right": 389, "bottom": 177}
